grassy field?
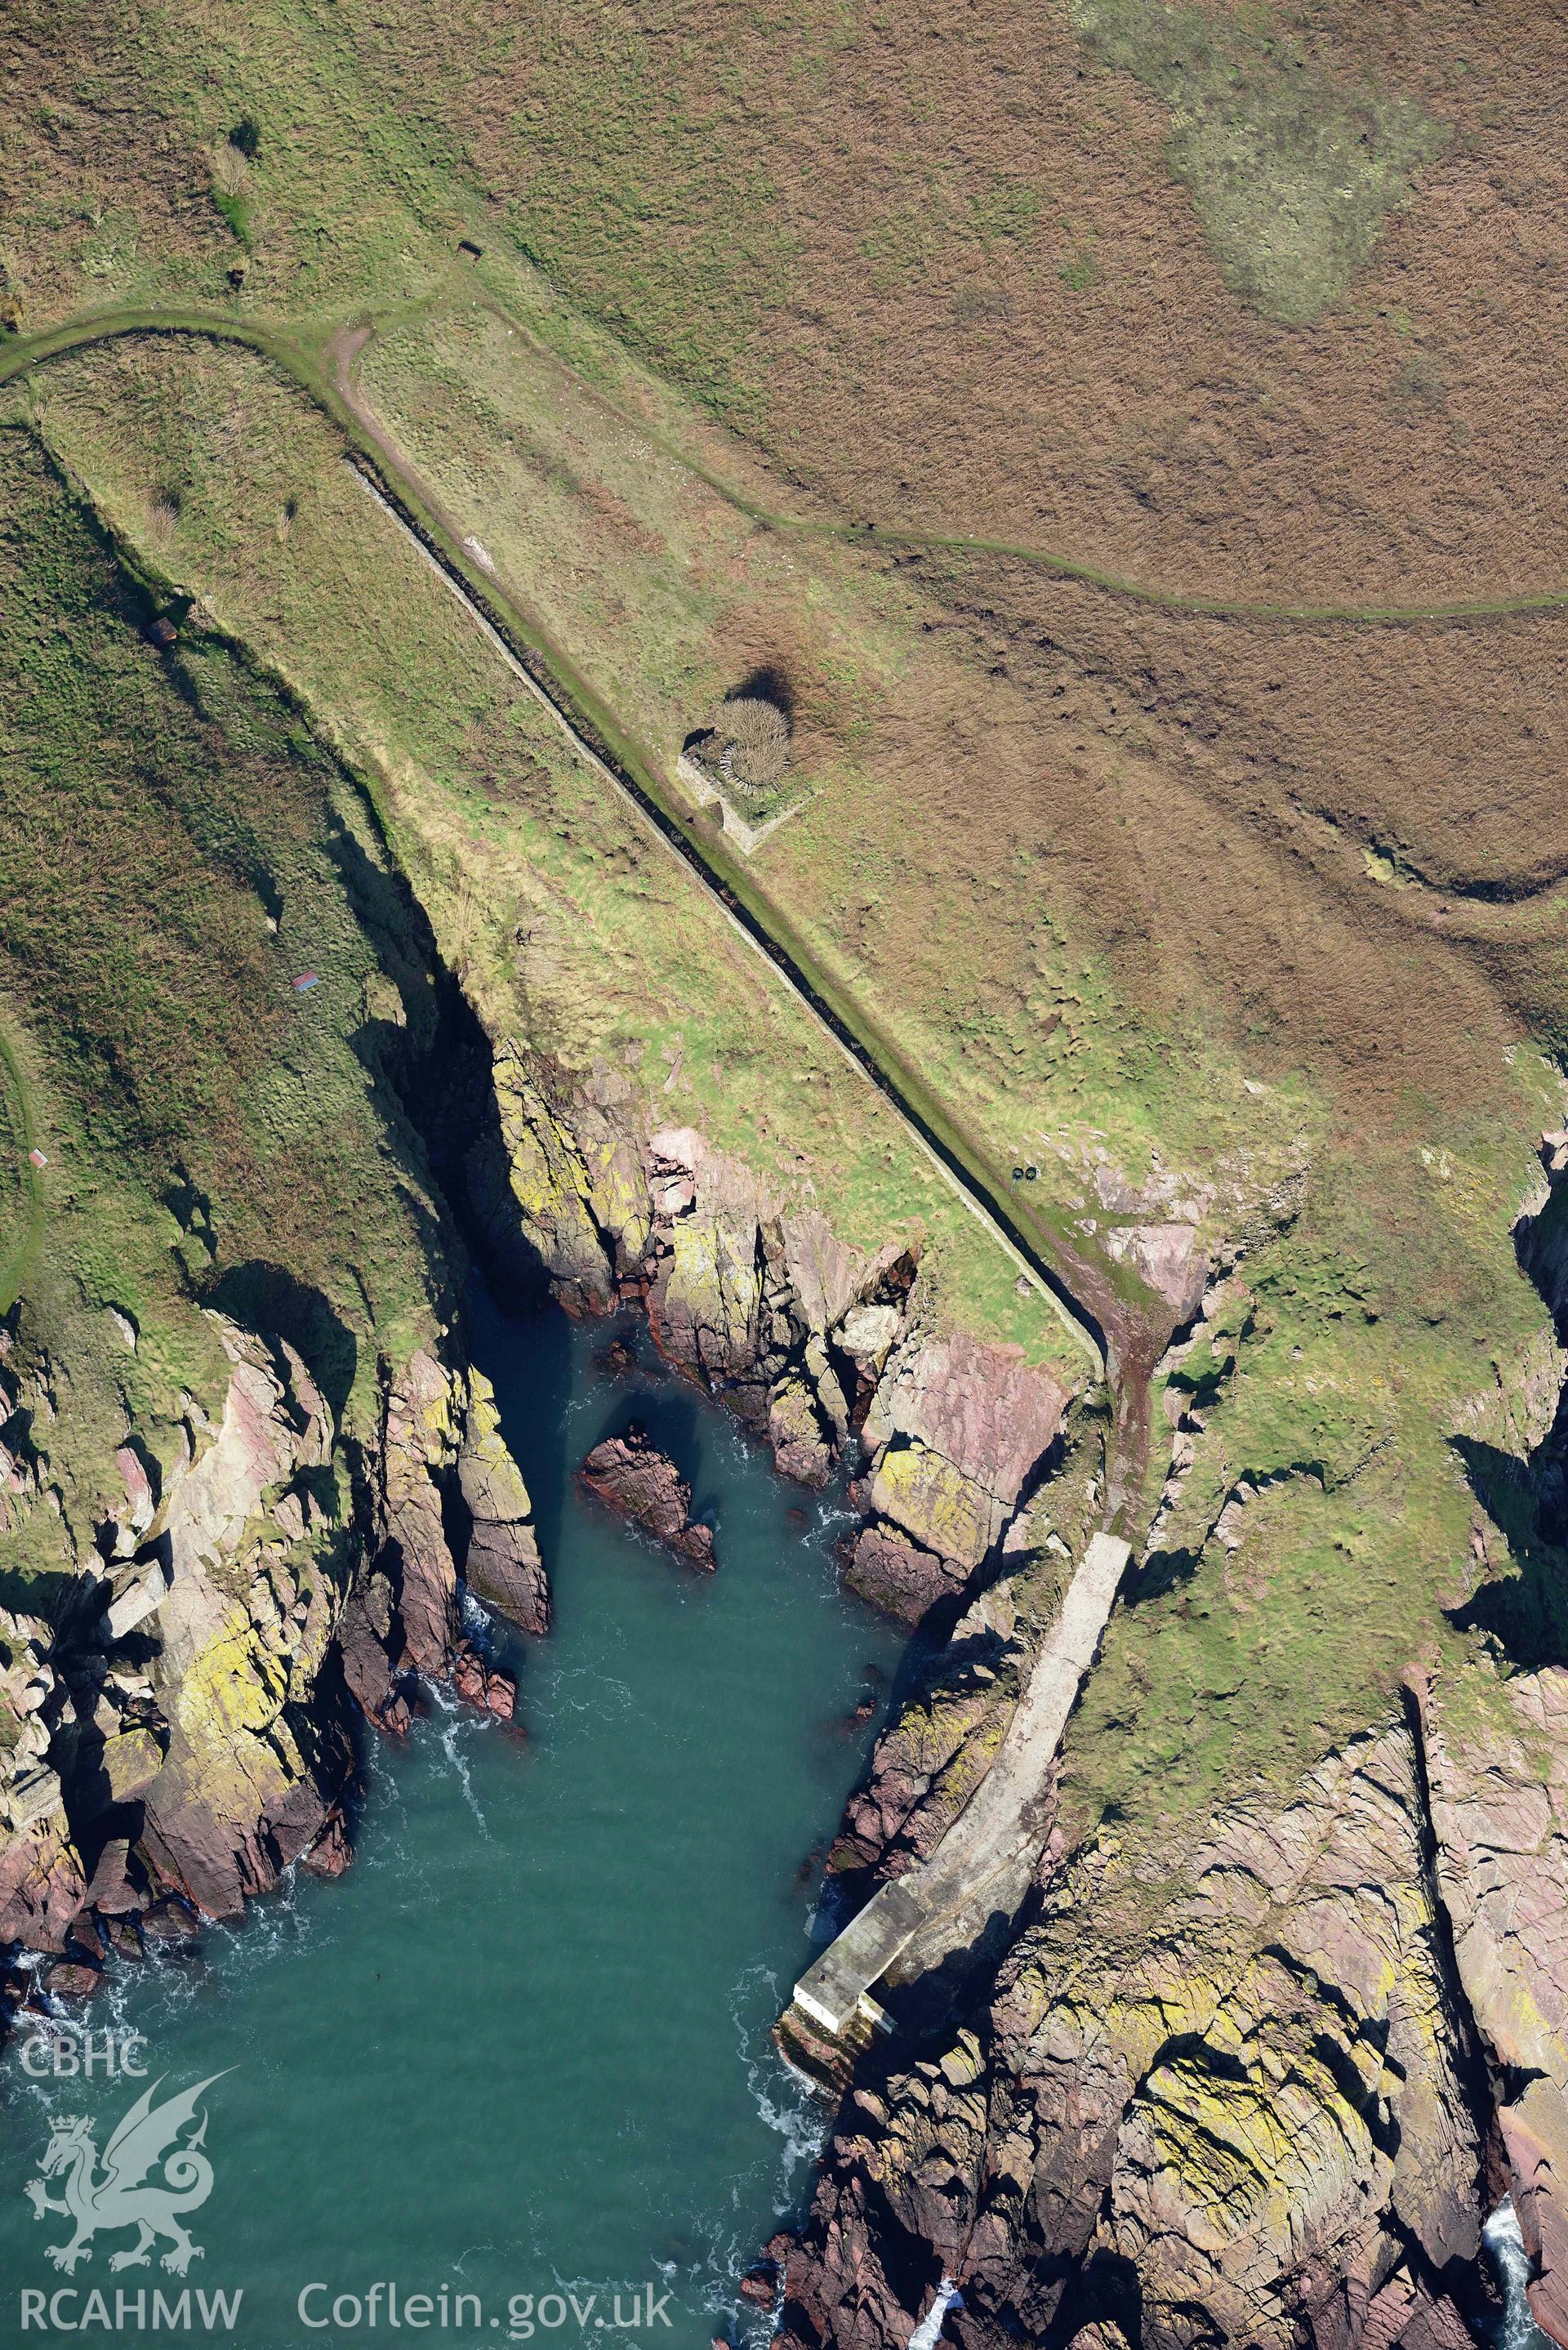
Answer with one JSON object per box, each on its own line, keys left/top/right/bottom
{"left": 4, "top": 1, "right": 1561, "bottom": 613}
{"left": 20, "top": 310, "right": 1565, "bottom": 1826}
{"left": 1063, "top": 1109, "right": 1562, "bottom": 1832}
{"left": 349, "top": 292, "right": 1301, "bottom": 1254}
{"left": 26, "top": 332, "right": 1085, "bottom": 1374}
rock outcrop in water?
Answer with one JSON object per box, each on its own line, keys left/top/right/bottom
{"left": 0, "top": 1014, "right": 1086, "bottom": 2004}
{"left": 578, "top": 1425, "right": 715, "bottom": 1567}
{"left": 342, "top": 1348, "right": 545, "bottom": 1730}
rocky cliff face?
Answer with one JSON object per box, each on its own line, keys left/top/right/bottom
{"left": 0, "top": 1306, "right": 545, "bottom": 1989}
{"left": 470, "top": 1064, "right": 1085, "bottom": 1630}
{"left": 823, "top": 1496, "right": 1084, "bottom": 1906}
{"left": 24, "top": 992, "right": 1503, "bottom": 2350}
{"left": 779, "top": 1719, "right": 1494, "bottom": 2350}
{"left": 1418, "top": 1666, "right": 1568, "bottom": 2347}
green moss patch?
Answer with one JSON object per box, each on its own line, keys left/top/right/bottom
{"left": 1070, "top": 0, "right": 1448, "bottom": 322}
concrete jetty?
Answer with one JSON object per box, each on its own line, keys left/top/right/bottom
{"left": 791, "top": 1531, "right": 1131, "bottom": 2037}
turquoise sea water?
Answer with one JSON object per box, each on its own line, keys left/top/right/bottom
{"left": 0, "top": 1292, "right": 905, "bottom": 2349}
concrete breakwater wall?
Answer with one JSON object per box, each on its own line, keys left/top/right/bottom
{"left": 791, "top": 1531, "right": 1132, "bottom": 2037}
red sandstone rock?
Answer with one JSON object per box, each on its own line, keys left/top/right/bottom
{"left": 452, "top": 1645, "right": 486, "bottom": 1706}
{"left": 0, "top": 1798, "right": 87, "bottom": 1955}
{"left": 578, "top": 1425, "right": 715, "bottom": 1567}
{"left": 100, "top": 1915, "right": 144, "bottom": 1960}
{"left": 139, "top": 1897, "right": 200, "bottom": 1948}
{"left": 786, "top": 1721, "right": 1488, "bottom": 2350}
{"left": 465, "top": 1526, "right": 550, "bottom": 1636}
{"left": 338, "top": 1571, "right": 407, "bottom": 1732}
{"left": 458, "top": 1382, "right": 550, "bottom": 1635}
{"left": 768, "top": 1376, "right": 835, "bottom": 1487}
{"left": 42, "top": 1961, "right": 101, "bottom": 2001}
{"left": 300, "top": 1811, "right": 353, "bottom": 1880}
{"left": 381, "top": 1353, "right": 462, "bottom": 1675}
{"left": 82, "top": 1838, "right": 141, "bottom": 1915}
{"left": 862, "top": 1334, "right": 1069, "bottom": 1569}
{"left": 1419, "top": 1667, "right": 1568, "bottom": 2348}
{"left": 844, "top": 1523, "right": 964, "bottom": 1624}
{"left": 452, "top": 1640, "right": 519, "bottom": 1724}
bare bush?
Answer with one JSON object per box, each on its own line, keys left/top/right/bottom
{"left": 211, "top": 141, "right": 250, "bottom": 198}
{"left": 147, "top": 493, "right": 180, "bottom": 551}
{"left": 717, "top": 695, "right": 790, "bottom": 792}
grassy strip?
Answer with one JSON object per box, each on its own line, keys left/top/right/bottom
{"left": 16, "top": 297, "right": 1554, "bottom": 1539}
{"left": 0, "top": 1022, "right": 43, "bottom": 1316}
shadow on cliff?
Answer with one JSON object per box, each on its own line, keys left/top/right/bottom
{"left": 466, "top": 1282, "right": 583, "bottom": 1559}
{"left": 1450, "top": 1431, "right": 1568, "bottom": 1668}
{"left": 321, "top": 790, "right": 570, "bottom": 1309}
{"left": 465, "top": 1310, "right": 722, "bottom": 1568}
{"left": 1126, "top": 1541, "right": 1201, "bottom": 1604}
{"left": 203, "top": 1261, "right": 358, "bottom": 1423}
{"left": 1446, "top": 1167, "right": 1568, "bottom": 1669}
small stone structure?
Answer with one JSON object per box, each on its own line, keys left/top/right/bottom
{"left": 679, "top": 689, "right": 807, "bottom": 854}
{"left": 677, "top": 751, "right": 812, "bottom": 856}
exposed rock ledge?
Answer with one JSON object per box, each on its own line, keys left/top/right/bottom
{"left": 471, "top": 1060, "right": 1085, "bottom": 1631}
{"left": 777, "top": 1716, "right": 1493, "bottom": 2350}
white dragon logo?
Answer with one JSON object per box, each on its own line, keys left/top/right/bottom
{"left": 24, "top": 2072, "right": 229, "bottom": 2276}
